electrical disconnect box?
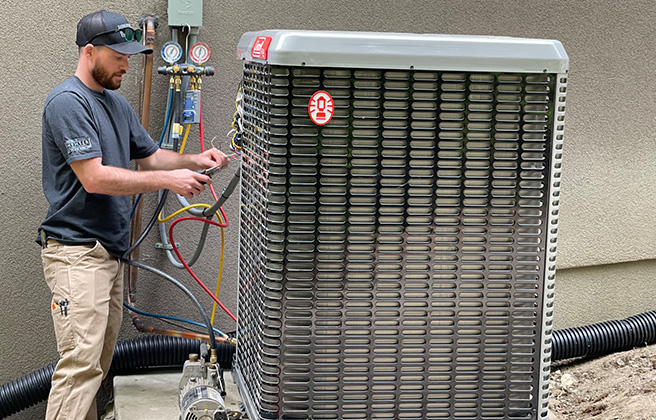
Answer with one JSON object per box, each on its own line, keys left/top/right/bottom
{"left": 235, "top": 30, "right": 568, "bottom": 420}
{"left": 168, "top": 0, "right": 203, "bottom": 27}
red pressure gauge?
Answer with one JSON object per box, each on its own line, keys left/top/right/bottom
{"left": 189, "top": 42, "right": 211, "bottom": 65}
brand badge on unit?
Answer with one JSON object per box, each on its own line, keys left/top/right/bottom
{"left": 251, "top": 36, "right": 273, "bottom": 60}
{"left": 309, "top": 91, "right": 334, "bottom": 126}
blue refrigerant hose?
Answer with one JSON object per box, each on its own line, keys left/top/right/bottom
{"left": 122, "top": 301, "right": 228, "bottom": 337}
{"left": 129, "top": 86, "right": 175, "bottom": 220}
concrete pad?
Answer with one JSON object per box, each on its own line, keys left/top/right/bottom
{"left": 113, "top": 370, "right": 241, "bottom": 420}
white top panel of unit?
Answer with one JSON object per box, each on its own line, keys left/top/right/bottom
{"left": 237, "top": 30, "right": 569, "bottom": 74}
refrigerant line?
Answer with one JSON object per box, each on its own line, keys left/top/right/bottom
{"left": 168, "top": 216, "right": 237, "bottom": 322}
{"left": 123, "top": 301, "right": 228, "bottom": 338}
{"left": 123, "top": 258, "right": 218, "bottom": 349}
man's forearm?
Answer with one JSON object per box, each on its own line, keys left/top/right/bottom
{"left": 70, "top": 156, "right": 212, "bottom": 198}
{"left": 86, "top": 165, "right": 169, "bottom": 195}
{"left": 139, "top": 149, "right": 201, "bottom": 171}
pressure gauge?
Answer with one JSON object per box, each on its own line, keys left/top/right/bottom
{"left": 189, "top": 42, "right": 211, "bottom": 65}
{"left": 161, "top": 41, "right": 183, "bottom": 64}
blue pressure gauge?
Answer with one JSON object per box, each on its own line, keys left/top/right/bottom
{"left": 161, "top": 41, "right": 183, "bottom": 64}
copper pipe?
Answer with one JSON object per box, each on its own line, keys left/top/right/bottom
{"left": 140, "top": 15, "right": 157, "bottom": 130}
{"left": 128, "top": 15, "right": 158, "bottom": 303}
{"left": 129, "top": 312, "right": 236, "bottom": 346}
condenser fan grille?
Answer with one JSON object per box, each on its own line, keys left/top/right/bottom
{"left": 235, "top": 57, "right": 566, "bottom": 420}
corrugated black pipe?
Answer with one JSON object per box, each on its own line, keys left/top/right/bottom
{"left": 0, "top": 335, "right": 235, "bottom": 419}
{"left": 3, "top": 312, "right": 656, "bottom": 418}
{"left": 552, "top": 310, "right": 656, "bottom": 361}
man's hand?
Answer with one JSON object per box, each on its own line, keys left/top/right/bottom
{"left": 165, "top": 169, "right": 211, "bottom": 199}
{"left": 195, "top": 148, "right": 230, "bottom": 171}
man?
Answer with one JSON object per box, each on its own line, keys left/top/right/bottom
{"left": 37, "top": 10, "right": 228, "bottom": 420}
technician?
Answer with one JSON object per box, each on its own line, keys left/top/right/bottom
{"left": 37, "top": 10, "right": 228, "bottom": 420}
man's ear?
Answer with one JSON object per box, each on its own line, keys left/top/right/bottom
{"left": 81, "top": 44, "right": 96, "bottom": 59}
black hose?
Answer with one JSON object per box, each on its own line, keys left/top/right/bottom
{"left": 0, "top": 335, "right": 235, "bottom": 419}
{"left": 187, "top": 221, "right": 212, "bottom": 267}
{"left": 110, "top": 335, "right": 234, "bottom": 374}
{"left": 203, "top": 168, "right": 241, "bottom": 217}
{"left": 122, "top": 259, "right": 217, "bottom": 348}
{"left": 0, "top": 364, "right": 53, "bottom": 420}
{"left": 123, "top": 189, "right": 169, "bottom": 259}
{"left": 552, "top": 310, "right": 656, "bottom": 361}
{"left": 124, "top": 77, "right": 182, "bottom": 260}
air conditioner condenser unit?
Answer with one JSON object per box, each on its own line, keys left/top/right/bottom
{"left": 234, "top": 30, "right": 568, "bottom": 420}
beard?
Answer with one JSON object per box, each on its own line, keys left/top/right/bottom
{"left": 91, "top": 64, "right": 124, "bottom": 90}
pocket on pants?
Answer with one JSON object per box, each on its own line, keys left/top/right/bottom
{"left": 50, "top": 283, "right": 76, "bottom": 354}
{"left": 67, "top": 241, "right": 101, "bottom": 268}
{"left": 41, "top": 241, "right": 98, "bottom": 292}
{"left": 41, "top": 243, "right": 96, "bottom": 355}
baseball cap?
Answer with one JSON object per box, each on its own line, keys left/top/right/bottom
{"left": 76, "top": 10, "right": 152, "bottom": 55}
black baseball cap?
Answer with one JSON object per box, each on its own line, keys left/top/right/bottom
{"left": 76, "top": 10, "right": 152, "bottom": 55}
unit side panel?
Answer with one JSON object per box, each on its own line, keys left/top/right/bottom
{"left": 540, "top": 73, "right": 567, "bottom": 420}
{"left": 236, "top": 62, "right": 283, "bottom": 419}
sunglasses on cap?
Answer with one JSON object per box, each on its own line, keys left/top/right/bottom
{"left": 85, "top": 27, "right": 143, "bottom": 45}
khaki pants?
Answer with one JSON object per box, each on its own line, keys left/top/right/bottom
{"left": 42, "top": 240, "right": 123, "bottom": 420}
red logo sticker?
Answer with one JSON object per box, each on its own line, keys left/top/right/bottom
{"left": 251, "top": 36, "right": 273, "bottom": 60}
{"left": 309, "top": 91, "right": 334, "bottom": 126}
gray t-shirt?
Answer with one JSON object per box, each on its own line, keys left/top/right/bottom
{"left": 37, "top": 76, "right": 159, "bottom": 256}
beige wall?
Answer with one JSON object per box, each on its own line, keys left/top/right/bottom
{"left": 1, "top": 0, "right": 655, "bottom": 418}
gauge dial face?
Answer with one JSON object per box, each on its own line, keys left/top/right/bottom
{"left": 161, "top": 41, "right": 183, "bottom": 64}
{"left": 190, "top": 42, "right": 211, "bottom": 65}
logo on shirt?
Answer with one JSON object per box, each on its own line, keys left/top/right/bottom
{"left": 65, "top": 137, "right": 92, "bottom": 155}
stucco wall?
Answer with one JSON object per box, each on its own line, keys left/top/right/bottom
{"left": 1, "top": 0, "right": 655, "bottom": 419}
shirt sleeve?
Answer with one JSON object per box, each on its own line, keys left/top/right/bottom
{"left": 126, "top": 99, "right": 159, "bottom": 160}
{"left": 44, "top": 92, "right": 103, "bottom": 165}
